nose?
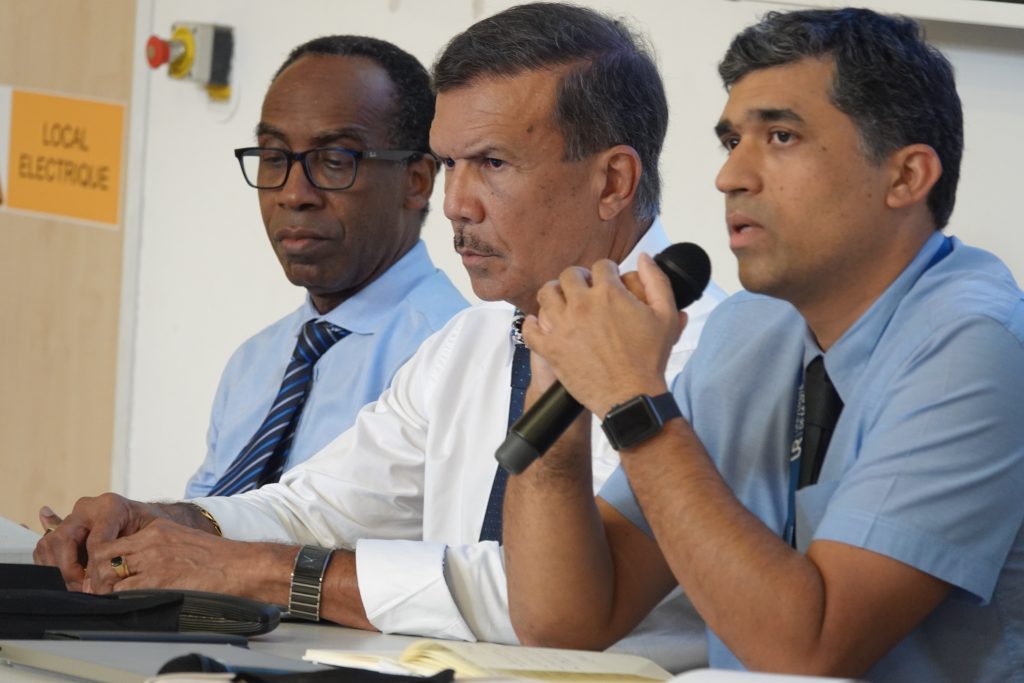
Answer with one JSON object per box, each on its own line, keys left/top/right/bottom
{"left": 276, "top": 158, "right": 323, "bottom": 210}
{"left": 442, "top": 163, "right": 485, "bottom": 226}
{"left": 715, "top": 140, "right": 762, "bottom": 197}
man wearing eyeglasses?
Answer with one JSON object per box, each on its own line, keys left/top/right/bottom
{"left": 176, "top": 36, "right": 467, "bottom": 497}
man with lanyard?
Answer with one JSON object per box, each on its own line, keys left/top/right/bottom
{"left": 502, "top": 8, "right": 1024, "bottom": 680}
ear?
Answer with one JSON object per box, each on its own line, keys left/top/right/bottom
{"left": 595, "top": 145, "right": 643, "bottom": 222}
{"left": 885, "top": 143, "right": 942, "bottom": 212}
{"left": 403, "top": 154, "right": 438, "bottom": 212}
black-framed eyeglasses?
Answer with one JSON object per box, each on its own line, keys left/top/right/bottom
{"left": 233, "top": 146, "right": 424, "bottom": 191}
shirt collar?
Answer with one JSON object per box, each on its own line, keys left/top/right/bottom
{"left": 813, "top": 231, "right": 950, "bottom": 400}
{"left": 300, "top": 240, "right": 436, "bottom": 335}
{"left": 620, "top": 217, "right": 671, "bottom": 272}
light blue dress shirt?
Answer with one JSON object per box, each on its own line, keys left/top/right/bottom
{"left": 185, "top": 240, "right": 468, "bottom": 498}
{"left": 601, "top": 232, "right": 1024, "bottom": 681}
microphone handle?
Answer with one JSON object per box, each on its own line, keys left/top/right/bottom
{"left": 495, "top": 382, "right": 583, "bottom": 474}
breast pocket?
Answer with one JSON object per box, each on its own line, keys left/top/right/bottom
{"left": 795, "top": 479, "right": 841, "bottom": 552}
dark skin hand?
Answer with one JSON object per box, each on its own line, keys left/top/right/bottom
{"left": 33, "top": 493, "right": 211, "bottom": 591}
{"left": 33, "top": 494, "right": 374, "bottom": 630}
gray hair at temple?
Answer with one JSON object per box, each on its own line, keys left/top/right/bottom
{"left": 433, "top": 2, "right": 668, "bottom": 223}
{"left": 719, "top": 8, "right": 962, "bottom": 229}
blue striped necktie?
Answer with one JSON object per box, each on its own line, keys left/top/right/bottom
{"left": 209, "top": 319, "right": 349, "bottom": 496}
{"left": 479, "top": 311, "right": 530, "bottom": 543}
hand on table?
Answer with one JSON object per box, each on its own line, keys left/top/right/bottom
{"left": 34, "top": 493, "right": 161, "bottom": 590}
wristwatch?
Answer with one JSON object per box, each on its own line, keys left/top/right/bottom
{"left": 289, "top": 545, "right": 334, "bottom": 621}
{"left": 601, "top": 392, "right": 681, "bottom": 451}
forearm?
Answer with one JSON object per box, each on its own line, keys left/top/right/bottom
{"left": 240, "top": 545, "right": 373, "bottom": 630}
{"left": 194, "top": 540, "right": 373, "bottom": 630}
{"left": 621, "top": 419, "right": 833, "bottom": 672}
{"left": 504, "top": 414, "right": 618, "bottom": 649}
{"left": 320, "top": 549, "right": 374, "bottom": 630}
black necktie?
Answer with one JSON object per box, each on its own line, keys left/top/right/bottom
{"left": 799, "top": 356, "right": 844, "bottom": 489}
{"left": 209, "top": 319, "right": 349, "bottom": 496}
{"left": 479, "top": 314, "right": 530, "bottom": 542}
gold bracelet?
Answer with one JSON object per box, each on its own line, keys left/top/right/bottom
{"left": 188, "top": 502, "right": 223, "bottom": 536}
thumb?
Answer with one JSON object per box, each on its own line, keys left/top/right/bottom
{"left": 637, "top": 252, "right": 677, "bottom": 315}
{"left": 39, "top": 505, "right": 63, "bottom": 533}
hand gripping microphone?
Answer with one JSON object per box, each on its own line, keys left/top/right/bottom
{"left": 495, "top": 242, "right": 712, "bottom": 475}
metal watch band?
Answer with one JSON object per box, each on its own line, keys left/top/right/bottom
{"left": 288, "top": 545, "right": 333, "bottom": 621}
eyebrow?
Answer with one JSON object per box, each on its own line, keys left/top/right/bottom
{"left": 253, "top": 123, "right": 369, "bottom": 147}
{"left": 714, "top": 108, "right": 805, "bottom": 138}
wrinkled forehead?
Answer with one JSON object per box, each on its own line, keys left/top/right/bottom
{"left": 430, "top": 69, "right": 565, "bottom": 152}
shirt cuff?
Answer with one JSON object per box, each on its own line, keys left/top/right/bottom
{"left": 355, "top": 539, "right": 477, "bottom": 641}
{"left": 187, "top": 496, "right": 293, "bottom": 543}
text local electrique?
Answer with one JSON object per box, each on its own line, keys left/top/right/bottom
{"left": 17, "top": 122, "right": 111, "bottom": 191}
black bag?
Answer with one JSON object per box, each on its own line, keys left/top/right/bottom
{"left": 0, "top": 564, "right": 280, "bottom": 638}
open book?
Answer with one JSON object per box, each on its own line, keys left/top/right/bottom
{"left": 304, "top": 639, "right": 672, "bottom": 682}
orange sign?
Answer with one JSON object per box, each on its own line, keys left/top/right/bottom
{"left": 5, "top": 90, "right": 124, "bottom": 225}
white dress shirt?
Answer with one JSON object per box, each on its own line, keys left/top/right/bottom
{"left": 195, "top": 220, "right": 728, "bottom": 671}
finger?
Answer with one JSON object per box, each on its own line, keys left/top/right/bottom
{"left": 557, "top": 265, "right": 593, "bottom": 298}
{"left": 526, "top": 348, "right": 558, "bottom": 397}
{"left": 535, "top": 278, "right": 566, "bottom": 315}
{"left": 34, "top": 522, "right": 88, "bottom": 587}
{"left": 87, "top": 536, "right": 139, "bottom": 594}
{"left": 83, "top": 511, "right": 130, "bottom": 563}
{"left": 637, "top": 252, "right": 677, "bottom": 314}
{"left": 590, "top": 258, "right": 622, "bottom": 283}
{"left": 621, "top": 271, "right": 648, "bottom": 303}
{"left": 39, "top": 505, "right": 63, "bottom": 534}
{"left": 86, "top": 553, "right": 126, "bottom": 595}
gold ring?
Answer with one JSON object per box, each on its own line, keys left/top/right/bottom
{"left": 44, "top": 526, "right": 57, "bottom": 535}
{"left": 110, "top": 555, "right": 130, "bottom": 580}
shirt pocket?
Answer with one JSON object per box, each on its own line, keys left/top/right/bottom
{"left": 795, "top": 479, "right": 841, "bottom": 552}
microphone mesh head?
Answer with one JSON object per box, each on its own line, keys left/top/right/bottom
{"left": 654, "top": 242, "right": 711, "bottom": 310}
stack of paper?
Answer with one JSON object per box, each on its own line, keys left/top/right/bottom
{"left": 0, "top": 515, "right": 40, "bottom": 564}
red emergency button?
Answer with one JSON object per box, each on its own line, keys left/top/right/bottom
{"left": 146, "top": 35, "right": 171, "bottom": 68}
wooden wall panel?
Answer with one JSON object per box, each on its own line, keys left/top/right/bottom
{"left": 0, "top": 0, "right": 134, "bottom": 527}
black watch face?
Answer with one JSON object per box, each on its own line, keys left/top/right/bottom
{"left": 296, "top": 548, "right": 329, "bottom": 576}
{"left": 611, "top": 398, "right": 660, "bottom": 446}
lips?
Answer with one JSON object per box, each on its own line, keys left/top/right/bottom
{"left": 453, "top": 229, "right": 498, "bottom": 261}
{"left": 726, "top": 211, "right": 761, "bottom": 234}
{"left": 274, "top": 226, "right": 330, "bottom": 255}
{"left": 726, "top": 211, "right": 764, "bottom": 250}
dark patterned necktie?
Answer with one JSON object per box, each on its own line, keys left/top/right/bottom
{"left": 209, "top": 319, "right": 349, "bottom": 496}
{"left": 799, "top": 356, "right": 844, "bottom": 489}
{"left": 479, "top": 311, "right": 530, "bottom": 542}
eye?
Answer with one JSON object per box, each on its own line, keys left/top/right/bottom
{"left": 771, "top": 130, "right": 795, "bottom": 144}
{"left": 260, "top": 150, "right": 288, "bottom": 166}
{"left": 720, "top": 136, "right": 740, "bottom": 152}
{"left": 442, "top": 157, "right": 455, "bottom": 169}
{"left": 484, "top": 157, "right": 504, "bottom": 169}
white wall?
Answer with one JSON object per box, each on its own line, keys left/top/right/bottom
{"left": 121, "top": 0, "right": 1024, "bottom": 500}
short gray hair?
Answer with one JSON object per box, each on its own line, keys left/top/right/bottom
{"left": 433, "top": 3, "right": 668, "bottom": 223}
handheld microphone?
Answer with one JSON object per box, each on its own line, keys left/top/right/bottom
{"left": 495, "top": 243, "right": 711, "bottom": 475}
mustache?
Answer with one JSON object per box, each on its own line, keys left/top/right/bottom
{"left": 453, "top": 228, "right": 498, "bottom": 256}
